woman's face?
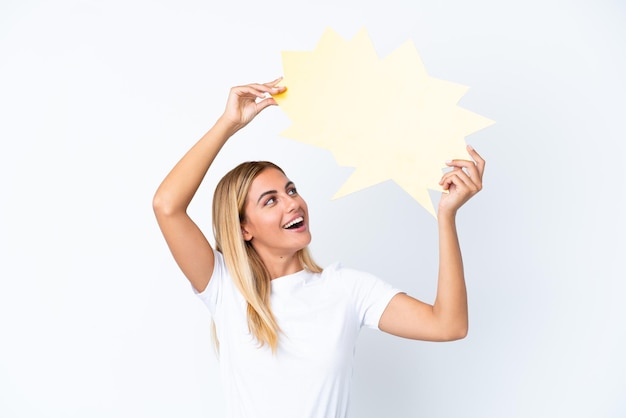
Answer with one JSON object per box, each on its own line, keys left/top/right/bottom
{"left": 241, "top": 168, "right": 311, "bottom": 259}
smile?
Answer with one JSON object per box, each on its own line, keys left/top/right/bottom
{"left": 283, "top": 216, "right": 304, "bottom": 229}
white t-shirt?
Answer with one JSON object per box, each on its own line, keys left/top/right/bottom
{"left": 196, "top": 250, "right": 402, "bottom": 418}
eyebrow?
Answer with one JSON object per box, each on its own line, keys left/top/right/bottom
{"left": 256, "top": 181, "right": 294, "bottom": 204}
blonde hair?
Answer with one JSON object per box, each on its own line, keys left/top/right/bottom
{"left": 212, "top": 161, "right": 322, "bottom": 352}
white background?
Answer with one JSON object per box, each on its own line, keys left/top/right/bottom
{"left": 1, "top": 1, "right": 625, "bottom": 417}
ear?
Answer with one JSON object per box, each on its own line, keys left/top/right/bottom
{"left": 241, "top": 225, "right": 253, "bottom": 242}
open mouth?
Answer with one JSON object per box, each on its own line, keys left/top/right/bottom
{"left": 283, "top": 216, "right": 304, "bottom": 229}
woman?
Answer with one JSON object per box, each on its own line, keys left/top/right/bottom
{"left": 153, "top": 78, "right": 485, "bottom": 418}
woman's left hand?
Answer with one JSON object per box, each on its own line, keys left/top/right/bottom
{"left": 437, "top": 145, "right": 485, "bottom": 217}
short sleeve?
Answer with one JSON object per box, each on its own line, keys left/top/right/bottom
{"left": 325, "top": 264, "right": 403, "bottom": 330}
{"left": 194, "top": 249, "right": 227, "bottom": 315}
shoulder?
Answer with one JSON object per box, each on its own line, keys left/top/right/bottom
{"left": 322, "top": 262, "right": 379, "bottom": 282}
{"left": 320, "top": 262, "right": 393, "bottom": 296}
{"left": 194, "top": 249, "right": 232, "bottom": 308}
{"left": 321, "top": 262, "right": 404, "bottom": 328}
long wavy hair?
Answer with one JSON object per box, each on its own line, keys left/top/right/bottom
{"left": 212, "top": 161, "right": 322, "bottom": 352}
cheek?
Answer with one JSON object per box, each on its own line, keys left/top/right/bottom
{"left": 300, "top": 199, "right": 309, "bottom": 214}
{"left": 249, "top": 211, "right": 277, "bottom": 231}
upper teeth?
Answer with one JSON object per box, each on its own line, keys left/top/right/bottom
{"left": 284, "top": 217, "right": 303, "bottom": 229}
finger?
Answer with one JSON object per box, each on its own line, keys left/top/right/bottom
{"left": 467, "top": 144, "right": 485, "bottom": 177}
{"left": 456, "top": 167, "right": 481, "bottom": 191}
{"left": 446, "top": 146, "right": 485, "bottom": 173}
{"left": 445, "top": 158, "right": 476, "bottom": 172}
{"left": 264, "top": 76, "right": 283, "bottom": 87}
{"left": 445, "top": 159, "right": 480, "bottom": 184}
{"left": 445, "top": 155, "right": 483, "bottom": 189}
{"left": 439, "top": 171, "right": 469, "bottom": 190}
{"left": 255, "top": 96, "right": 278, "bottom": 112}
{"left": 249, "top": 79, "right": 286, "bottom": 95}
{"left": 439, "top": 169, "right": 478, "bottom": 192}
{"left": 234, "top": 82, "right": 283, "bottom": 100}
{"left": 231, "top": 85, "right": 268, "bottom": 101}
{"left": 440, "top": 173, "right": 469, "bottom": 193}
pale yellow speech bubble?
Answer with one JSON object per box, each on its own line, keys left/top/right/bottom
{"left": 273, "top": 27, "right": 494, "bottom": 217}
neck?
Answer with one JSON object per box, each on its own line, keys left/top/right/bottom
{"left": 261, "top": 252, "right": 303, "bottom": 279}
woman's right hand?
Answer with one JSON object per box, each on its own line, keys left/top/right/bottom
{"left": 220, "top": 78, "right": 286, "bottom": 131}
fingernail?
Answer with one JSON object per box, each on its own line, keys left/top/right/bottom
{"left": 446, "top": 160, "right": 452, "bottom": 165}
{"left": 467, "top": 144, "right": 474, "bottom": 150}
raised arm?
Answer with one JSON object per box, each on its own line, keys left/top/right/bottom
{"left": 378, "top": 145, "right": 485, "bottom": 341}
{"left": 152, "top": 79, "right": 286, "bottom": 292}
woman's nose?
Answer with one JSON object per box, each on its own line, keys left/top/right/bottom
{"left": 286, "top": 196, "right": 298, "bottom": 212}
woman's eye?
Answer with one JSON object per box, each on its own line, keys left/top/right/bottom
{"left": 288, "top": 188, "right": 297, "bottom": 195}
{"left": 264, "top": 197, "right": 275, "bottom": 206}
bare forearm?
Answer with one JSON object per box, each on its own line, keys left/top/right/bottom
{"left": 433, "top": 210, "right": 468, "bottom": 339}
{"left": 379, "top": 147, "right": 483, "bottom": 341}
{"left": 153, "top": 117, "right": 238, "bottom": 215}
